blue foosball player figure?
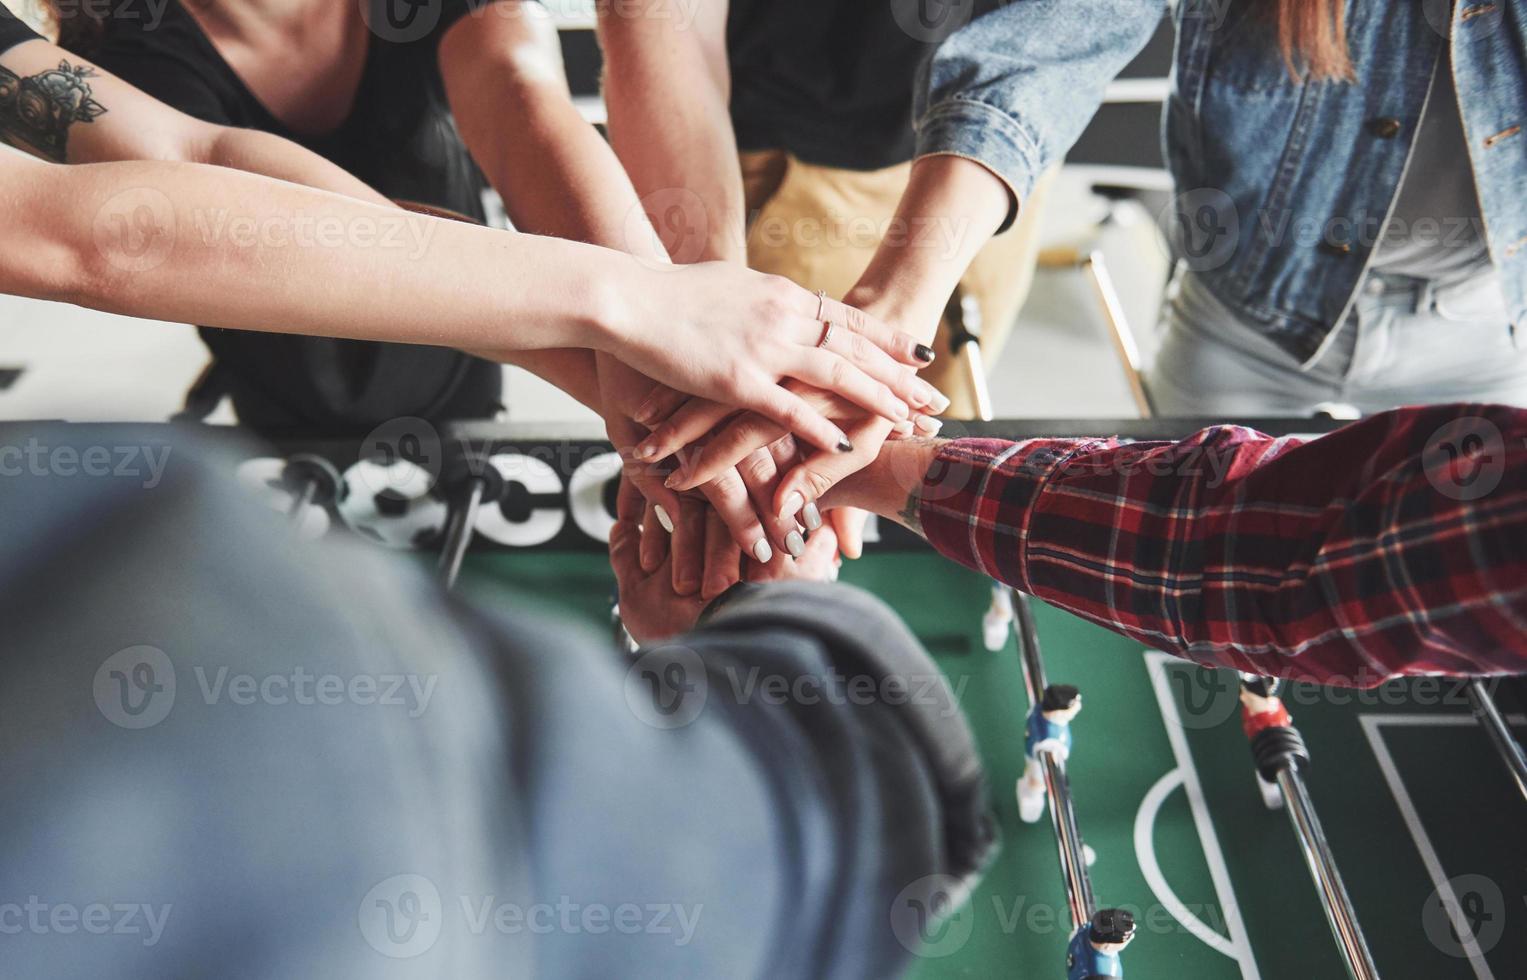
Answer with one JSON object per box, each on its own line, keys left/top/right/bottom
{"left": 1067, "top": 908, "right": 1136, "bottom": 979}
{"left": 1018, "top": 684, "right": 1082, "bottom": 823}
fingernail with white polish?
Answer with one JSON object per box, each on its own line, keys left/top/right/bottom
{"left": 753, "top": 538, "right": 774, "bottom": 563}
{"left": 914, "top": 415, "right": 943, "bottom": 435}
{"left": 829, "top": 563, "right": 840, "bottom": 582}
{"left": 779, "top": 491, "right": 804, "bottom": 521}
{"left": 785, "top": 530, "right": 805, "bottom": 558}
{"left": 893, "top": 418, "right": 914, "bottom": 435}
{"left": 653, "top": 504, "right": 675, "bottom": 533}
{"left": 634, "top": 444, "right": 656, "bottom": 460}
{"left": 803, "top": 502, "right": 822, "bottom": 531}
{"left": 930, "top": 391, "right": 951, "bottom": 414}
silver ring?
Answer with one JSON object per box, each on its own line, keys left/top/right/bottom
{"left": 816, "top": 321, "right": 835, "bottom": 349}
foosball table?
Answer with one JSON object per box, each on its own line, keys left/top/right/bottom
{"left": 26, "top": 415, "right": 1526, "bottom": 978}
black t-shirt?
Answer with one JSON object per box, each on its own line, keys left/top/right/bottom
{"left": 727, "top": 0, "right": 1000, "bottom": 172}
{"left": 81, "top": 0, "right": 503, "bottom": 432}
{"left": 0, "top": 5, "right": 42, "bottom": 53}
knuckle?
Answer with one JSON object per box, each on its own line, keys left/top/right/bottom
{"left": 802, "top": 469, "right": 836, "bottom": 498}
{"left": 740, "top": 450, "right": 775, "bottom": 483}
{"left": 709, "top": 469, "right": 746, "bottom": 502}
{"left": 760, "top": 280, "right": 799, "bottom": 321}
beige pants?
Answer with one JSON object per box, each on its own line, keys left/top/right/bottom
{"left": 740, "top": 150, "right": 1054, "bottom": 419}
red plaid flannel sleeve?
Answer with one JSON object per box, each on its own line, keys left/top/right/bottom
{"left": 916, "top": 405, "right": 1527, "bottom": 686}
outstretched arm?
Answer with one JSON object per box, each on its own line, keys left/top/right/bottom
{"left": 0, "top": 151, "right": 626, "bottom": 351}
{"left": 0, "top": 37, "right": 390, "bottom": 205}
{"left": 0, "top": 25, "right": 933, "bottom": 456}
{"left": 438, "top": 1, "right": 939, "bottom": 574}
{"left": 832, "top": 407, "right": 1527, "bottom": 685}
{"left": 598, "top": 0, "right": 743, "bottom": 263}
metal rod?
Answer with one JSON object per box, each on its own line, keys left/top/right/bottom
{"left": 1275, "top": 766, "right": 1382, "bottom": 980}
{"left": 437, "top": 478, "right": 486, "bottom": 591}
{"left": 958, "top": 340, "right": 994, "bottom": 423}
{"left": 945, "top": 287, "right": 995, "bottom": 423}
{"left": 1083, "top": 251, "right": 1155, "bottom": 419}
{"left": 1039, "top": 753, "right": 1096, "bottom": 929}
{"left": 1466, "top": 679, "right": 1527, "bottom": 804}
{"left": 1012, "top": 590, "right": 1097, "bottom": 929}
{"left": 1013, "top": 588, "right": 1049, "bottom": 702}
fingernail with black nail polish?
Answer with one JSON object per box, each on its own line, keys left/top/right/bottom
{"left": 914, "top": 344, "right": 935, "bottom": 363}
{"left": 837, "top": 437, "right": 854, "bottom": 453}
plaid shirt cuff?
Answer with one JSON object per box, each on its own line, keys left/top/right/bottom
{"left": 917, "top": 437, "right": 1112, "bottom": 592}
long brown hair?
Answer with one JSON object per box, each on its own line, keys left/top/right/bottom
{"left": 1274, "top": 0, "right": 1356, "bottom": 81}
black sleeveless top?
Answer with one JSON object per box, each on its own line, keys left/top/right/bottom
{"left": 0, "top": 6, "right": 41, "bottom": 53}
{"left": 727, "top": 0, "right": 1000, "bottom": 172}
{"left": 86, "top": 0, "right": 503, "bottom": 432}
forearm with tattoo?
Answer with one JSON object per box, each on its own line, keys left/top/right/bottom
{"left": 0, "top": 60, "right": 106, "bottom": 162}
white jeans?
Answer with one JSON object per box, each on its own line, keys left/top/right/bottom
{"left": 1146, "top": 266, "right": 1527, "bottom": 416}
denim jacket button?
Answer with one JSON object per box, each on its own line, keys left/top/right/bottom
{"left": 1369, "top": 117, "right": 1402, "bottom": 138}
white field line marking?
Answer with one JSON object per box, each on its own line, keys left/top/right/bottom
{"left": 1135, "top": 767, "right": 1240, "bottom": 958}
{"left": 1143, "top": 651, "right": 1261, "bottom": 980}
{"left": 1360, "top": 713, "right": 1520, "bottom": 980}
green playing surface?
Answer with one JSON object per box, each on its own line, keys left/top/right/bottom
{"left": 457, "top": 548, "right": 1527, "bottom": 979}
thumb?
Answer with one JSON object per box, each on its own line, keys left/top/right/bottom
{"left": 609, "top": 519, "right": 645, "bottom": 587}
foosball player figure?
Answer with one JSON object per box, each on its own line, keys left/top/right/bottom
{"left": 983, "top": 584, "right": 1014, "bottom": 651}
{"left": 1018, "top": 684, "right": 1082, "bottom": 823}
{"left": 1239, "top": 674, "right": 1310, "bottom": 809}
{"left": 1239, "top": 675, "right": 1292, "bottom": 740}
{"left": 1067, "top": 908, "right": 1136, "bottom": 979}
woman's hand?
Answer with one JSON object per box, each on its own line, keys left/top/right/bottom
{"left": 633, "top": 388, "right": 943, "bottom": 558}
{"left": 600, "top": 358, "right": 799, "bottom": 596}
{"left": 601, "top": 262, "right": 938, "bottom": 454}
{"left": 610, "top": 511, "right": 841, "bottom": 646}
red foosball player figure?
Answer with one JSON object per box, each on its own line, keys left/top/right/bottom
{"left": 1238, "top": 675, "right": 1310, "bottom": 810}
{"left": 1240, "top": 676, "right": 1292, "bottom": 740}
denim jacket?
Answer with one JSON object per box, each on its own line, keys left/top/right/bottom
{"left": 914, "top": 0, "right": 1527, "bottom": 364}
